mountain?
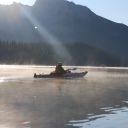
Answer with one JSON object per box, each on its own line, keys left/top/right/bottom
{"left": 32, "top": 0, "right": 128, "bottom": 62}
{"left": 0, "top": 0, "right": 128, "bottom": 65}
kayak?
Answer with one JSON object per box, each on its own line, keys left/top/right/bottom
{"left": 34, "top": 71, "right": 88, "bottom": 79}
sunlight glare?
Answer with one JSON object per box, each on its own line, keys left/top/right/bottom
{"left": 0, "top": 0, "right": 19, "bottom": 5}
{"left": 0, "top": 125, "right": 10, "bottom": 128}
{"left": 22, "top": 7, "right": 73, "bottom": 64}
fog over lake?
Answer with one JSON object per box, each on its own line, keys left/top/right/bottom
{"left": 0, "top": 65, "right": 128, "bottom": 128}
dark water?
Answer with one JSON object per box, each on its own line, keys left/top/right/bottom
{"left": 0, "top": 65, "right": 128, "bottom": 128}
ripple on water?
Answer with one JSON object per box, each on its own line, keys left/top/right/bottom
{"left": 67, "top": 107, "right": 128, "bottom": 128}
{"left": 22, "top": 121, "right": 31, "bottom": 128}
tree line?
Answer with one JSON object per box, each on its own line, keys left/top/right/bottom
{"left": 0, "top": 41, "right": 123, "bottom": 66}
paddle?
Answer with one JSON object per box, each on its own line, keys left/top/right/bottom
{"left": 67, "top": 68, "right": 77, "bottom": 71}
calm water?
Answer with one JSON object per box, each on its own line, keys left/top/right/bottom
{"left": 0, "top": 65, "right": 128, "bottom": 128}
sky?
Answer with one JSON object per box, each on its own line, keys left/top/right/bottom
{"left": 0, "top": 0, "right": 128, "bottom": 26}
{"left": 0, "top": 0, "right": 35, "bottom": 5}
{"left": 71, "top": 0, "right": 128, "bottom": 26}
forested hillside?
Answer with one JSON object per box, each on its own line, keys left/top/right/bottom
{"left": 0, "top": 41, "right": 122, "bottom": 66}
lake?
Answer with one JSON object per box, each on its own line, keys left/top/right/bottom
{"left": 0, "top": 65, "right": 128, "bottom": 128}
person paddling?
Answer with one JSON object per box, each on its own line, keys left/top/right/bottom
{"left": 55, "top": 62, "right": 67, "bottom": 74}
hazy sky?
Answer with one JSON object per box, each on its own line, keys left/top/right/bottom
{"left": 0, "top": 0, "right": 35, "bottom": 5}
{"left": 0, "top": 0, "right": 128, "bottom": 26}
{"left": 71, "top": 0, "right": 128, "bottom": 26}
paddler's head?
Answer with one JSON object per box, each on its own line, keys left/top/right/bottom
{"left": 57, "top": 62, "right": 62, "bottom": 66}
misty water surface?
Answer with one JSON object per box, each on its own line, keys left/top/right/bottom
{"left": 0, "top": 65, "right": 128, "bottom": 128}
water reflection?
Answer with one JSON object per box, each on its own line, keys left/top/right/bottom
{"left": 68, "top": 106, "right": 128, "bottom": 128}
{"left": 22, "top": 121, "right": 31, "bottom": 128}
{"left": 0, "top": 125, "right": 10, "bottom": 128}
{"left": 0, "top": 78, "right": 5, "bottom": 83}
